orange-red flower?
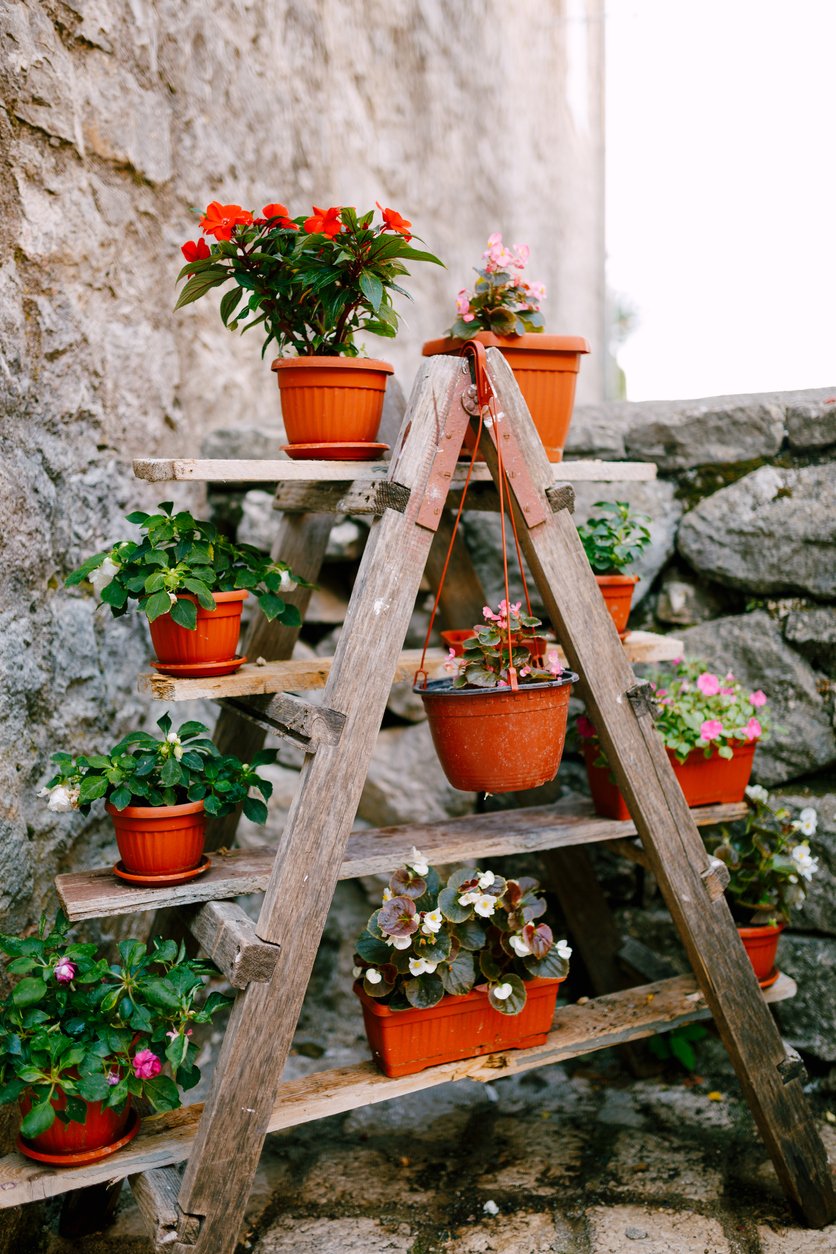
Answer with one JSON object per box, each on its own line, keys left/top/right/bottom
{"left": 199, "top": 202, "right": 253, "bottom": 241}
{"left": 376, "top": 203, "right": 412, "bottom": 240}
{"left": 262, "top": 203, "right": 298, "bottom": 230}
{"left": 181, "top": 238, "right": 211, "bottom": 263}
{"left": 303, "top": 205, "right": 343, "bottom": 239}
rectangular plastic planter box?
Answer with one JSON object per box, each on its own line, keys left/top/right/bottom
{"left": 582, "top": 739, "right": 757, "bottom": 820}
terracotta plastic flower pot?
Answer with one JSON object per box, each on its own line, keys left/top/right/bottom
{"left": 440, "top": 629, "right": 549, "bottom": 660}
{"left": 272, "top": 356, "right": 394, "bottom": 446}
{"left": 19, "top": 1090, "right": 132, "bottom": 1156}
{"left": 738, "top": 923, "right": 785, "bottom": 986}
{"left": 417, "top": 674, "right": 575, "bottom": 793}
{"left": 583, "top": 739, "right": 758, "bottom": 820}
{"left": 355, "top": 976, "right": 564, "bottom": 1078}
{"left": 422, "top": 332, "right": 590, "bottom": 462}
{"left": 148, "top": 590, "right": 247, "bottom": 675}
{"left": 106, "top": 800, "right": 206, "bottom": 876}
{"left": 595, "top": 574, "right": 639, "bottom": 638}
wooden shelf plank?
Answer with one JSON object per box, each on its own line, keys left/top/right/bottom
{"left": 133, "top": 457, "right": 657, "bottom": 485}
{"left": 56, "top": 800, "right": 745, "bottom": 923}
{"left": 138, "top": 634, "right": 683, "bottom": 703}
{"left": 0, "top": 971, "right": 794, "bottom": 1210}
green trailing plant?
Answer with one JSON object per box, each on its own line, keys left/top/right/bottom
{"left": 648, "top": 1023, "right": 708, "bottom": 1072}
{"left": 705, "top": 787, "right": 819, "bottom": 925}
{"left": 576, "top": 500, "right": 651, "bottom": 575}
{"left": 66, "top": 502, "right": 305, "bottom": 631}
{"left": 445, "top": 600, "right": 567, "bottom": 690}
{"left": 448, "top": 233, "right": 545, "bottom": 337}
{"left": 0, "top": 914, "right": 230, "bottom": 1139}
{"left": 40, "top": 713, "right": 276, "bottom": 825}
{"left": 353, "top": 851, "right": 571, "bottom": 1015}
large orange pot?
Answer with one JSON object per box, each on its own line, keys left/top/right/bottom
{"left": 737, "top": 923, "right": 784, "bottom": 986}
{"left": 19, "top": 1089, "right": 132, "bottom": 1156}
{"left": 417, "top": 674, "right": 575, "bottom": 793}
{"left": 148, "top": 589, "right": 247, "bottom": 675}
{"left": 355, "top": 977, "right": 564, "bottom": 1078}
{"left": 582, "top": 739, "right": 758, "bottom": 820}
{"left": 106, "top": 800, "right": 206, "bottom": 876}
{"left": 422, "top": 332, "right": 590, "bottom": 461}
{"left": 595, "top": 574, "right": 639, "bottom": 637}
{"left": 272, "top": 356, "right": 394, "bottom": 445}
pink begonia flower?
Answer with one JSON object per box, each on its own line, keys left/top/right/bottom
{"left": 166, "top": 1028, "right": 193, "bottom": 1040}
{"left": 483, "top": 605, "right": 498, "bottom": 621}
{"left": 546, "top": 650, "right": 561, "bottom": 676}
{"left": 671, "top": 657, "right": 683, "bottom": 666}
{"left": 744, "top": 717, "right": 762, "bottom": 741}
{"left": 54, "top": 957, "right": 76, "bottom": 984}
{"left": 749, "top": 690, "right": 767, "bottom": 707}
{"left": 700, "top": 719, "right": 724, "bottom": 742}
{"left": 455, "top": 291, "right": 471, "bottom": 316}
{"left": 577, "top": 715, "right": 596, "bottom": 739}
{"left": 512, "top": 242, "right": 530, "bottom": 267}
{"left": 696, "top": 672, "right": 721, "bottom": 696}
{"left": 519, "top": 666, "right": 531, "bottom": 677}
{"left": 487, "top": 232, "right": 502, "bottom": 247}
{"left": 462, "top": 312, "right": 475, "bottom": 322}
{"left": 132, "top": 1049, "right": 162, "bottom": 1080}
{"left": 721, "top": 687, "right": 736, "bottom": 696}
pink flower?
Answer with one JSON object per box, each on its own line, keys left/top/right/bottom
{"left": 165, "top": 1028, "right": 193, "bottom": 1040}
{"left": 577, "top": 715, "right": 596, "bottom": 739}
{"left": 743, "top": 717, "right": 762, "bottom": 741}
{"left": 54, "top": 958, "right": 76, "bottom": 985}
{"left": 105, "top": 1068, "right": 120, "bottom": 1086}
{"left": 696, "top": 672, "right": 721, "bottom": 696}
{"left": 700, "top": 719, "right": 724, "bottom": 742}
{"left": 530, "top": 281, "right": 547, "bottom": 301}
{"left": 671, "top": 656, "right": 683, "bottom": 666}
{"left": 546, "top": 650, "right": 561, "bottom": 676}
{"left": 455, "top": 290, "right": 471, "bottom": 316}
{"left": 132, "top": 1049, "right": 162, "bottom": 1080}
{"left": 749, "top": 690, "right": 767, "bottom": 707}
{"left": 462, "top": 312, "right": 475, "bottom": 322}
{"left": 519, "top": 665, "right": 531, "bottom": 677}
{"left": 720, "top": 687, "right": 735, "bottom": 696}
{"left": 482, "top": 605, "right": 498, "bottom": 621}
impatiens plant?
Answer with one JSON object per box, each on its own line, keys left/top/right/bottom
{"left": 0, "top": 913, "right": 230, "bottom": 1139}
{"left": 353, "top": 851, "right": 571, "bottom": 1015}
{"left": 176, "top": 200, "right": 443, "bottom": 358}
{"left": 40, "top": 712, "right": 276, "bottom": 824}
{"left": 705, "top": 788, "right": 820, "bottom": 924}
{"left": 445, "top": 600, "right": 565, "bottom": 690}
{"left": 448, "top": 233, "right": 546, "bottom": 338}
{"left": 66, "top": 502, "right": 304, "bottom": 631}
{"left": 577, "top": 500, "right": 651, "bottom": 575}
{"left": 577, "top": 658, "right": 771, "bottom": 764}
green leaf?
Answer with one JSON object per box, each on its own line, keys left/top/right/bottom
{"left": 142, "top": 978, "right": 181, "bottom": 1010}
{"left": 169, "top": 598, "right": 198, "bottom": 630}
{"left": 12, "top": 979, "right": 47, "bottom": 1008}
{"left": 404, "top": 973, "right": 445, "bottom": 1010}
{"left": 78, "top": 774, "right": 109, "bottom": 805}
{"left": 355, "top": 932, "right": 392, "bottom": 965}
{"left": 359, "top": 271, "right": 383, "bottom": 311}
{"left": 219, "top": 287, "right": 243, "bottom": 326}
{"left": 100, "top": 580, "right": 128, "bottom": 608}
{"left": 143, "top": 1074, "right": 181, "bottom": 1112}
{"left": 488, "top": 972, "right": 527, "bottom": 1015}
{"left": 440, "top": 949, "right": 475, "bottom": 997}
{"left": 256, "top": 592, "right": 286, "bottom": 621}
{"left": 242, "top": 796, "right": 268, "bottom": 825}
{"left": 145, "top": 590, "right": 173, "bottom": 623}
{"left": 108, "top": 785, "right": 133, "bottom": 811}
{"left": 438, "top": 886, "right": 471, "bottom": 923}
{"left": 20, "top": 1098, "right": 56, "bottom": 1139}
{"left": 174, "top": 267, "right": 230, "bottom": 311}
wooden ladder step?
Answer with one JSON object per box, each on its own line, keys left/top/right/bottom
{"left": 130, "top": 1166, "right": 200, "bottom": 1247}
{"left": 55, "top": 801, "right": 746, "bottom": 922}
{"left": 177, "top": 901, "right": 279, "bottom": 990}
{"left": 0, "top": 971, "right": 795, "bottom": 1211}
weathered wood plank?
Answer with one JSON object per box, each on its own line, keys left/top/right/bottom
{"left": 133, "top": 458, "right": 657, "bottom": 485}
{"left": 131, "top": 1167, "right": 201, "bottom": 1246}
{"left": 176, "top": 901, "right": 279, "bottom": 989}
{"left": 272, "top": 480, "right": 411, "bottom": 515}
{"left": 0, "top": 972, "right": 796, "bottom": 1211}
{"left": 216, "top": 692, "right": 345, "bottom": 751}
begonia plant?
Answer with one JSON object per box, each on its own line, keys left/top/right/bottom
{"left": 353, "top": 851, "right": 571, "bottom": 1015}
{"left": 448, "top": 233, "right": 546, "bottom": 338}
{"left": 445, "top": 600, "right": 566, "bottom": 690}
{"left": 577, "top": 500, "right": 651, "bottom": 575}
{"left": 176, "top": 200, "right": 443, "bottom": 358}
{"left": 0, "top": 913, "right": 230, "bottom": 1139}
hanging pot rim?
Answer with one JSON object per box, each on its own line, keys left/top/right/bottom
{"left": 414, "top": 672, "right": 578, "bottom": 698}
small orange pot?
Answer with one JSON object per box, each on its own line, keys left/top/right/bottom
{"left": 583, "top": 739, "right": 758, "bottom": 820}
{"left": 355, "top": 977, "right": 564, "bottom": 1078}
{"left": 106, "top": 800, "right": 206, "bottom": 876}
{"left": 148, "top": 590, "right": 247, "bottom": 675}
{"left": 738, "top": 923, "right": 784, "bottom": 986}
{"left": 595, "top": 574, "right": 639, "bottom": 637}
{"left": 417, "top": 674, "right": 575, "bottom": 793}
{"left": 19, "top": 1090, "right": 131, "bottom": 1156}
{"left": 272, "top": 356, "right": 394, "bottom": 445}
{"left": 422, "top": 332, "right": 590, "bottom": 462}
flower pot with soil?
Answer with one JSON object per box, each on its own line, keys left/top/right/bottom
{"left": 353, "top": 853, "right": 571, "bottom": 1077}
{"left": 577, "top": 501, "right": 651, "bottom": 638}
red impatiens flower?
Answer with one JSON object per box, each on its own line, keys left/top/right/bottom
{"left": 199, "top": 201, "right": 254, "bottom": 242}
{"left": 303, "top": 205, "right": 343, "bottom": 239}
{"left": 376, "top": 202, "right": 412, "bottom": 240}
{"left": 181, "top": 238, "right": 211, "bottom": 263}
{"left": 262, "top": 202, "right": 298, "bottom": 230}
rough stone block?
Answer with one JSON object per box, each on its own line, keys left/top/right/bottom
{"left": 783, "top": 607, "right": 836, "bottom": 678}
{"left": 440, "top": 1212, "right": 581, "bottom": 1253}
{"left": 359, "top": 722, "right": 476, "bottom": 826}
{"left": 773, "top": 935, "right": 836, "bottom": 1062}
{"left": 251, "top": 1217, "right": 414, "bottom": 1253}
{"left": 623, "top": 395, "right": 785, "bottom": 470}
{"left": 586, "top": 1204, "right": 731, "bottom": 1253}
{"left": 784, "top": 388, "right": 836, "bottom": 450}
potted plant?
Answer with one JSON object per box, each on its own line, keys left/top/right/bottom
{"left": 705, "top": 787, "right": 819, "bottom": 986}
{"left": 415, "top": 600, "right": 577, "bottom": 793}
{"left": 177, "top": 200, "right": 443, "bottom": 458}
{"left": 422, "top": 233, "right": 590, "bottom": 461}
{"left": 40, "top": 713, "right": 276, "bottom": 884}
{"left": 353, "top": 852, "right": 571, "bottom": 1076}
{"left": 577, "top": 500, "right": 652, "bottom": 637}
{"left": 67, "top": 502, "right": 304, "bottom": 677}
{"left": 578, "top": 659, "right": 770, "bottom": 819}
{"left": 0, "top": 913, "right": 230, "bottom": 1163}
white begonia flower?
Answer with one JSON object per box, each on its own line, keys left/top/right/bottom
{"left": 483, "top": 1200, "right": 500, "bottom": 1217}
{"left": 386, "top": 935, "right": 412, "bottom": 951}
{"left": 788, "top": 874, "right": 798, "bottom": 884}
{"left": 168, "top": 591, "right": 178, "bottom": 606}
{"left": 556, "top": 940, "right": 573, "bottom": 960}
{"left": 46, "top": 784, "right": 79, "bottom": 813}
{"left": 279, "top": 568, "right": 298, "bottom": 593}
{"left": 365, "top": 968, "right": 383, "bottom": 985}
{"left": 478, "top": 870, "right": 495, "bottom": 889}
{"left": 421, "top": 909, "right": 443, "bottom": 935}
{"left": 352, "top": 965, "right": 363, "bottom": 979}
{"left": 473, "top": 894, "right": 497, "bottom": 918}
{"left": 408, "top": 957, "right": 437, "bottom": 977}
{"left": 790, "top": 844, "right": 819, "bottom": 882}
{"left": 796, "top": 808, "right": 817, "bottom": 836}
{"left": 458, "top": 891, "right": 478, "bottom": 907}
{"left": 89, "top": 555, "right": 119, "bottom": 599}
{"left": 509, "top": 934, "right": 531, "bottom": 958}
{"left": 408, "top": 847, "right": 429, "bottom": 876}
{"left": 382, "top": 887, "right": 393, "bottom": 903}
{"left": 493, "top": 982, "right": 513, "bottom": 1001}
{"left": 745, "top": 784, "right": 769, "bottom": 804}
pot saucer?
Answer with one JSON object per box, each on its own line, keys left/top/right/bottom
{"left": 150, "top": 655, "right": 247, "bottom": 678}
{"left": 17, "top": 1109, "right": 141, "bottom": 1165}
{"left": 113, "top": 855, "right": 211, "bottom": 887}
{"left": 282, "top": 442, "right": 389, "bottom": 461}
{"left": 758, "top": 967, "right": 781, "bottom": 990}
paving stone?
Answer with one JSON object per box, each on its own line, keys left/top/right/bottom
{"left": 597, "top": 1129, "right": 723, "bottom": 1201}
{"left": 439, "top": 1211, "right": 581, "bottom": 1253}
{"left": 477, "top": 1119, "right": 585, "bottom": 1195}
{"left": 586, "top": 1204, "right": 731, "bottom": 1253}
{"left": 251, "top": 1216, "right": 414, "bottom": 1253}
{"left": 757, "top": 1224, "right": 836, "bottom": 1253}
{"left": 297, "top": 1144, "right": 437, "bottom": 1209}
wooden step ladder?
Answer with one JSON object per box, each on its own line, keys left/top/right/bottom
{"left": 3, "top": 351, "right": 832, "bottom": 1250}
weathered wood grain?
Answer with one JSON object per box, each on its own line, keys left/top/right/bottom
{"left": 216, "top": 692, "right": 346, "bottom": 751}
{"left": 176, "top": 900, "right": 279, "bottom": 989}
{"left": 272, "top": 480, "right": 410, "bottom": 515}
{"left": 131, "top": 1167, "right": 200, "bottom": 1246}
